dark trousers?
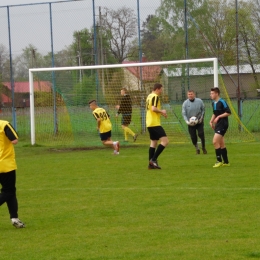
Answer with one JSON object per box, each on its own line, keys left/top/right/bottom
{"left": 0, "top": 170, "right": 18, "bottom": 219}
{"left": 188, "top": 122, "right": 206, "bottom": 148}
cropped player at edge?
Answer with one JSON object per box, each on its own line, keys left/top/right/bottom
{"left": 89, "top": 100, "right": 120, "bottom": 155}
{"left": 146, "top": 83, "right": 169, "bottom": 170}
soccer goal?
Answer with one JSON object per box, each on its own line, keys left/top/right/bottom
{"left": 28, "top": 57, "right": 255, "bottom": 146}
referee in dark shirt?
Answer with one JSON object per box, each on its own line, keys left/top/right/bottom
{"left": 116, "top": 88, "right": 138, "bottom": 142}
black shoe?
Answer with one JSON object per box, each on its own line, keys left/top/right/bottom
{"left": 202, "top": 148, "right": 207, "bottom": 154}
{"left": 148, "top": 164, "right": 157, "bottom": 170}
{"left": 149, "top": 159, "right": 161, "bottom": 169}
{"left": 196, "top": 149, "right": 200, "bottom": 155}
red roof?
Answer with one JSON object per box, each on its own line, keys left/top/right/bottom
{"left": 3, "top": 81, "right": 52, "bottom": 93}
{"left": 123, "top": 61, "right": 161, "bottom": 81}
{"left": 1, "top": 93, "right": 11, "bottom": 103}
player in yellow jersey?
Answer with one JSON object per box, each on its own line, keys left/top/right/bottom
{"left": 89, "top": 100, "right": 120, "bottom": 154}
{"left": 146, "top": 83, "right": 169, "bottom": 169}
{"left": 0, "top": 120, "right": 25, "bottom": 228}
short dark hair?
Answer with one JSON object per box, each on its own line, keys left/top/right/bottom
{"left": 210, "top": 87, "right": 220, "bottom": 94}
{"left": 153, "top": 83, "right": 162, "bottom": 91}
{"left": 121, "top": 87, "right": 127, "bottom": 92}
{"left": 188, "top": 89, "right": 195, "bottom": 93}
{"left": 88, "top": 100, "right": 96, "bottom": 105}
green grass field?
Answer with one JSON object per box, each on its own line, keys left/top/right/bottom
{"left": 1, "top": 142, "right": 260, "bottom": 260}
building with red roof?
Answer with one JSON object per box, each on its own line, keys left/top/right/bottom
{"left": 1, "top": 93, "right": 12, "bottom": 104}
{"left": 122, "top": 56, "right": 162, "bottom": 94}
{"left": 1, "top": 81, "right": 51, "bottom": 107}
{"left": 3, "top": 81, "right": 51, "bottom": 93}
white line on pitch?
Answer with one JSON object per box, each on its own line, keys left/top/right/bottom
{"left": 25, "top": 187, "right": 260, "bottom": 191}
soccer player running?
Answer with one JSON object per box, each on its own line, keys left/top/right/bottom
{"left": 146, "top": 83, "right": 169, "bottom": 169}
{"left": 182, "top": 90, "right": 207, "bottom": 154}
{"left": 209, "top": 87, "right": 231, "bottom": 167}
{"left": 89, "top": 100, "right": 120, "bottom": 155}
{"left": 116, "top": 87, "right": 138, "bottom": 142}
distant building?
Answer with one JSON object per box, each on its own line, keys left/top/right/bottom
{"left": 161, "top": 64, "right": 260, "bottom": 101}
{"left": 1, "top": 81, "right": 51, "bottom": 107}
{"left": 1, "top": 93, "right": 12, "bottom": 107}
{"left": 122, "top": 55, "right": 162, "bottom": 95}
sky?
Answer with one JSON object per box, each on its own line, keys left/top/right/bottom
{"left": 0, "top": 0, "right": 161, "bottom": 56}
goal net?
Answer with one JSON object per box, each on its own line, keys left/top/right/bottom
{"left": 28, "top": 58, "right": 256, "bottom": 147}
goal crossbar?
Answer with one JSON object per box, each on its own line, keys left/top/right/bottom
{"left": 29, "top": 57, "right": 218, "bottom": 145}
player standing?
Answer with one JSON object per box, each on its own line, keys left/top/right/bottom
{"left": 209, "top": 88, "right": 231, "bottom": 167}
{"left": 182, "top": 90, "right": 207, "bottom": 154}
{"left": 89, "top": 100, "right": 120, "bottom": 155}
{"left": 146, "top": 83, "right": 169, "bottom": 169}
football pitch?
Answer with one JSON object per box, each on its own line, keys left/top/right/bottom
{"left": 0, "top": 142, "right": 260, "bottom": 260}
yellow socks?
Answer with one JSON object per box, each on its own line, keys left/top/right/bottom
{"left": 124, "top": 127, "right": 135, "bottom": 141}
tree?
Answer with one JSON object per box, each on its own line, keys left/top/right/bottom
{"left": 155, "top": 0, "right": 210, "bottom": 60}
{"left": 101, "top": 6, "right": 137, "bottom": 63}
{"left": 71, "top": 29, "right": 94, "bottom": 67}
{"left": 204, "top": 0, "right": 237, "bottom": 65}
{"left": 236, "top": 0, "right": 260, "bottom": 87}
{"left": 14, "top": 44, "right": 44, "bottom": 81}
{"left": 44, "top": 46, "right": 76, "bottom": 68}
{"left": 0, "top": 44, "right": 10, "bottom": 82}
{"left": 140, "top": 15, "right": 166, "bottom": 61}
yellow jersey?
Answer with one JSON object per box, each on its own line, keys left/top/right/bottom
{"left": 146, "top": 92, "right": 161, "bottom": 127}
{"left": 0, "top": 120, "right": 18, "bottom": 173}
{"left": 92, "top": 107, "right": 112, "bottom": 133}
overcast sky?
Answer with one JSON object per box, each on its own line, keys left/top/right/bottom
{"left": 0, "top": 0, "right": 160, "bottom": 56}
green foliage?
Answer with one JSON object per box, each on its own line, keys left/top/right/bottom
{"left": 1, "top": 143, "right": 260, "bottom": 259}
{"left": 71, "top": 29, "right": 94, "bottom": 66}
{"left": 101, "top": 6, "right": 137, "bottom": 63}
{"left": 34, "top": 92, "right": 53, "bottom": 107}
{"left": 71, "top": 73, "right": 97, "bottom": 106}
{"left": 141, "top": 15, "right": 167, "bottom": 61}
{"left": 103, "top": 68, "right": 124, "bottom": 105}
{"left": 55, "top": 71, "right": 97, "bottom": 106}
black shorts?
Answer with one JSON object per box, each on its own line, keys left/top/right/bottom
{"left": 100, "top": 131, "right": 111, "bottom": 141}
{"left": 188, "top": 122, "right": 204, "bottom": 136}
{"left": 121, "top": 114, "right": 132, "bottom": 125}
{"left": 214, "top": 124, "right": 228, "bottom": 136}
{"left": 147, "top": 126, "right": 167, "bottom": 141}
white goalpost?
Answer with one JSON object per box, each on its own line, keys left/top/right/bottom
{"left": 29, "top": 58, "right": 218, "bottom": 145}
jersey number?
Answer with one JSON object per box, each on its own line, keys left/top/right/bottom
{"left": 99, "top": 112, "right": 108, "bottom": 121}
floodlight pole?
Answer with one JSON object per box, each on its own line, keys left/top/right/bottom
{"left": 235, "top": 0, "right": 242, "bottom": 126}
{"left": 92, "top": 0, "right": 99, "bottom": 102}
{"left": 184, "top": 0, "right": 190, "bottom": 90}
{"left": 49, "top": 3, "right": 58, "bottom": 135}
{"left": 7, "top": 6, "right": 17, "bottom": 130}
{"left": 137, "top": 0, "right": 145, "bottom": 133}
